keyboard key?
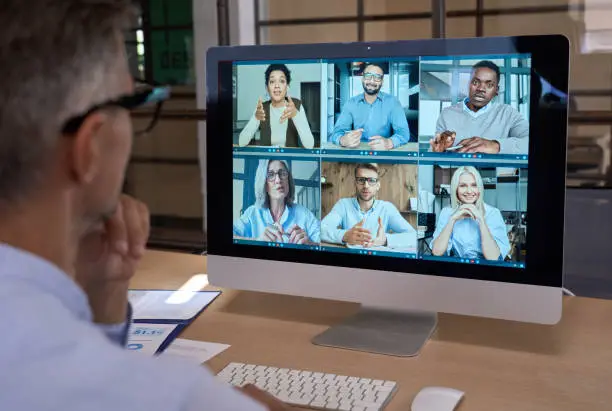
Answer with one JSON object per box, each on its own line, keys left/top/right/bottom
{"left": 216, "top": 362, "right": 396, "bottom": 411}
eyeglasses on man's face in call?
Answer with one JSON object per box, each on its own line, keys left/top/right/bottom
{"left": 356, "top": 177, "right": 378, "bottom": 185}
{"left": 267, "top": 169, "right": 289, "bottom": 181}
{"left": 363, "top": 72, "right": 383, "bottom": 82}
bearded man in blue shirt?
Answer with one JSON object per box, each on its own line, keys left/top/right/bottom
{"left": 329, "top": 63, "right": 412, "bottom": 150}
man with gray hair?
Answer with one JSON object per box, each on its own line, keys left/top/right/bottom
{"left": 0, "top": 1, "right": 290, "bottom": 410}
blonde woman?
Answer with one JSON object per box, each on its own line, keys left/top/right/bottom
{"left": 431, "top": 166, "right": 510, "bottom": 261}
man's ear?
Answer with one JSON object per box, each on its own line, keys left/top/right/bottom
{"left": 69, "top": 112, "right": 108, "bottom": 185}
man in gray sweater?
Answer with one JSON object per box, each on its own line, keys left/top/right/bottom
{"left": 430, "top": 60, "right": 529, "bottom": 155}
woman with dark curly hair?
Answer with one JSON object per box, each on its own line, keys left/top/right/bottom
{"left": 239, "top": 63, "right": 315, "bottom": 149}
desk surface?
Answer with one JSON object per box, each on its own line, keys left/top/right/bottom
{"left": 132, "top": 250, "right": 612, "bottom": 411}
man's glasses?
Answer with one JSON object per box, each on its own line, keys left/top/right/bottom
{"left": 363, "top": 73, "right": 383, "bottom": 82}
{"left": 61, "top": 79, "right": 170, "bottom": 137}
{"left": 356, "top": 177, "right": 378, "bottom": 185}
{"left": 267, "top": 169, "right": 290, "bottom": 181}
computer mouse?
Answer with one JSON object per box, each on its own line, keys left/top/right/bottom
{"left": 411, "top": 386, "right": 465, "bottom": 411}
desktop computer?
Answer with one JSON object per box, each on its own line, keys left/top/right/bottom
{"left": 205, "top": 35, "right": 569, "bottom": 362}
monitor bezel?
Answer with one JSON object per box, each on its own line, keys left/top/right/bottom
{"left": 206, "top": 35, "right": 569, "bottom": 288}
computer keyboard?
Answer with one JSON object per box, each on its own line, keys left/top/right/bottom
{"left": 216, "top": 362, "right": 397, "bottom": 411}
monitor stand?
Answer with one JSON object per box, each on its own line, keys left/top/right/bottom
{"left": 311, "top": 306, "right": 438, "bottom": 357}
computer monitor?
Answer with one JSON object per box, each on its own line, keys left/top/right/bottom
{"left": 206, "top": 35, "right": 569, "bottom": 356}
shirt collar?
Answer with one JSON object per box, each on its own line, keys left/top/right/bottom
{"left": 264, "top": 204, "right": 291, "bottom": 225}
{"left": 0, "top": 243, "right": 91, "bottom": 321}
{"left": 359, "top": 91, "right": 385, "bottom": 103}
{"left": 462, "top": 97, "right": 491, "bottom": 118}
{"left": 352, "top": 197, "right": 378, "bottom": 213}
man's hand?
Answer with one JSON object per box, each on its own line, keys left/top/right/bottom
{"left": 255, "top": 97, "right": 266, "bottom": 122}
{"left": 280, "top": 95, "right": 297, "bottom": 123}
{"left": 287, "top": 224, "right": 310, "bottom": 245}
{"left": 342, "top": 219, "right": 372, "bottom": 246}
{"left": 365, "top": 217, "right": 387, "bottom": 247}
{"left": 239, "top": 384, "right": 294, "bottom": 410}
{"left": 339, "top": 128, "right": 363, "bottom": 148}
{"left": 430, "top": 131, "right": 456, "bottom": 152}
{"left": 457, "top": 137, "right": 500, "bottom": 154}
{"left": 367, "top": 136, "right": 393, "bottom": 150}
{"left": 75, "top": 194, "right": 149, "bottom": 324}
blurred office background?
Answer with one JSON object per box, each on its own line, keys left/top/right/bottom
{"left": 125, "top": 0, "right": 612, "bottom": 298}
{"left": 419, "top": 56, "right": 531, "bottom": 149}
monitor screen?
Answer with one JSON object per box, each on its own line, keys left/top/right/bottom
{"left": 231, "top": 54, "right": 530, "bottom": 270}
{"left": 207, "top": 36, "right": 568, "bottom": 293}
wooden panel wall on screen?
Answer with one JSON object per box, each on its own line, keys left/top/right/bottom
{"left": 321, "top": 162, "right": 418, "bottom": 218}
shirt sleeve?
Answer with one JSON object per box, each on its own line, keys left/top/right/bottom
{"left": 238, "top": 111, "right": 261, "bottom": 147}
{"left": 384, "top": 204, "right": 416, "bottom": 250}
{"left": 431, "top": 207, "right": 453, "bottom": 255}
{"left": 499, "top": 108, "right": 529, "bottom": 154}
{"left": 388, "top": 99, "right": 411, "bottom": 148}
{"left": 486, "top": 207, "right": 511, "bottom": 260}
{"left": 233, "top": 207, "right": 253, "bottom": 238}
{"left": 435, "top": 109, "right": 448, "bottom": 134}
{"left": 321, "top": 201, "right": 347, "bottom": 244}
{"left": 182, "top": 369, "right": 267, "bottom": 411}
{"left": 330, "top": 101, "right": 355, "bottom": 145}
{"left": 291, "top": 105, "right": 315, "bottom": 149}
{"left": 303, "top": 207, "right": 321, "bottom": 243}
{"left": 95, "top": 302, "right": 132, "bottom": 347}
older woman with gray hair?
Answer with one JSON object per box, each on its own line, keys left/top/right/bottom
{"left": 233, "top": 158, "right": 320, "bottom": 244}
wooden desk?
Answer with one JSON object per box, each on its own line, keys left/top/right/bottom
{"left": 132, "top": 250, "right": 612, "bottom": 411}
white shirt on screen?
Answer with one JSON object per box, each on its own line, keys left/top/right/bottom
{"left": 239, "top": 104, "right": 315, "bottom": 148}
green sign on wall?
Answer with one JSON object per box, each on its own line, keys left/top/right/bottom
{"left": 149, "top": 0, "right": 194, "bottom": 85}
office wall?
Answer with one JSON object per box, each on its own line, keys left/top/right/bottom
{"left": 565, "top": 188, "right": 612, "bottom": 299}
{"left": 128, "top": 90, "right": 201, "bottom": 220}
{"left": 263, "top": 0, "right": 610, "bottom": 105}
{"left": 261, "top": 0, "right": 612, "bottom": 183}
{"left": 125, "top": 1, "right": 219, "bottom": 236}
{"left": 127, "top": 0, "right": 256, "bottom": 239}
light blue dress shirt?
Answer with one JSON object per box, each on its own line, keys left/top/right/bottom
{"left": 0, "top": 243, "right": 265, "bottom": 411}
{"left": 431, "top": 204, "right": 511, "bottom": 260}
{"left": 233, "top": 203, "right": 321, "bottom": 243}
{"left": 321, "top": 198, "right": 416, "bottom": 250}
{"left": 329, "top": 92, "right": 411, "bottom": 148}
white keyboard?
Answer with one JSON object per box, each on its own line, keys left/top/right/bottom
{"left": 216, "top": 362, "right": 397, "bottom": 411}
